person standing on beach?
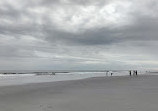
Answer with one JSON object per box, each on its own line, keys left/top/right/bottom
{"left": 129, "top": 70, "right": 132, "bottom": 76}
{"left": 135, "top": 70, "right": 138, "bottom": 76}
{"left": 133, "top": 70, "right": 135, "bottom": 76}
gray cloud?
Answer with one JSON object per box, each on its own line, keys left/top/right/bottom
{"left": 0, "top": 0, "right": 158, "bottom": 70}
{"left": 44, "top": 27, "right": 122, "bottom": 46}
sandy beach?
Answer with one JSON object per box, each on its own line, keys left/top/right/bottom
{"left": 0, "top": 74, "right": 158, "bottom": 111}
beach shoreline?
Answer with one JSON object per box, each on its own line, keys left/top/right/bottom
{"left": 0, "top": 71, "right": 147, "bottom": 87}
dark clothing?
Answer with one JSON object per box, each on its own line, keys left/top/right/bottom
{"left": 135, "top": 70, "right": 138, "bottom": 76}
{"left": 129, "top": 71, "right": 132, "bottom": 76}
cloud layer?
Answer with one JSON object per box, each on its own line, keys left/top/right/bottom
{"left": 0, "top": 0, "right": 158, "bottom": 70}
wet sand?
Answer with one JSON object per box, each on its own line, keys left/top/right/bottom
{"left": 0, "top": 74, "right": 158, "bottom": 111}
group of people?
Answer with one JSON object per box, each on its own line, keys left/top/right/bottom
{"left": 129, "top": 70, "right": 138, "bottom": 76}
{"left": 105, "top": 70, "right": 138, "bottom": 76}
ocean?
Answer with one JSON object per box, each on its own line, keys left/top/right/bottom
{"left": 0, "top": 70, "right": 147, "bottom": 87}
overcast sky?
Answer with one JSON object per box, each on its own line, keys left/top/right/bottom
{"left": 0, "top": 0, "right": 158, "bottom": 70}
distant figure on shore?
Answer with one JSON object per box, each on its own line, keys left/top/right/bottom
{"left": 133, "top": 70, "right": 135, "bottom": 76}
{"left": 129, "top": 70, "right": 132, "bottom": 76}
{"left": 111, "top": 73, "right": 113, "bottom": 76}
{"left": 135, "top": 70, "right": 138, "bottom": 76}
{"left": 133, "top": 70, "right": 138, "bottom": 76}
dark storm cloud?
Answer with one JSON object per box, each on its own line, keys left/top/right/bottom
{"left": 44, "top": 27, "right": 122, "bottom": 46}
{"left": 117, "top": 14, "right": 158, "bottom": 41}
{"left": 43, "top": 15, "right": 158, "bottom": 47}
